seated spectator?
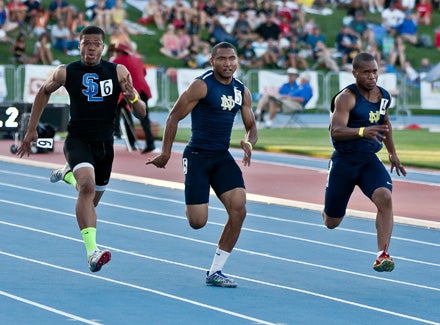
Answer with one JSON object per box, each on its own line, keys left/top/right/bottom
{"left": 24, "top": 0, "right": 41, "bottom": 29}
{"left": 92, "top": 0, "right": 111, "bottom": 33}
{"left": 387, "top": 35, "right": 406, "bottom": 68}
{"left": 254, "top": 67, "right": 299, "bottom": 124}
{"left": 33, "top": 32, "right": 54, "bottom": 65}
{"left": 208, "top": 16, "right": 237, "bottom": 45}
{"left": 7, "top": 0, "right": 28, "bottom": 25}
{"left": 415, "top": 0, "right": 432, "bottom": 25}
{"left": 394, "top": 11, "right": 418, "bottom": 45}
{"left": 159, "top": 23, "right": 190, "bottom": 60}
{"left": 265, "top": 72, "right": 313, "bottom": 128}
{"left": 310, "top": 40, "right": 340, "bottom": 72}
{"left": 283, "top": 37, "right": 308, "bottom": 70}
{"left": 48, "top": 0, "right": 75, "bottom": 27}
{"left": 381, "top": 1, "right": 405, "bottom": 33}
{"left": 348, "top": 10, "right": 374, "bottom": 45}
{"left": 255, "top": 14, "right": 281, "bottom": 41}
{"left": 51, "top": 19, "right": 79, "bottom": 54}
{"left": 70, "top": 11, "right": 89, "bottom": 38}
{"left": 238, "top": 41, "right": 263, "bottom": 69}
{"left": 32, "top": 3, "right": 50, "bottom": 37}
{"left": 0, "top": 0, "right": 20, "bottom": 33}
{"left": 336, "top": 25, "right": 362, "bottom": 70}
{"left": 140, "top": 0, "right": 166, "bottom": 29}
{"left": 186, "top": 44, "right": 211, "bottom": 68}
{"left": 10, "top": 32, "right": 38, "bottom": 64}
{"left": 261, "top": 37, "right": 283, "bottom": 68}
{"left": 110, "top": 0, "right": 126, "bottom": 31}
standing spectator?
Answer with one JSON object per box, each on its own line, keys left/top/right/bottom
{"left": 51, "top": 19, "right": 79, "bottom": 54}
{"left": 322, "top": 52, "right": 406, "bottom": 272}
{"left": 111, "top": 43, "right": 156, "bottom": 153}
{"left": 146, "top": 42, "right": 258, "bottom": 288}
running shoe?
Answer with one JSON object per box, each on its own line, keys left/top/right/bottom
{"left": 88, "top": 249, "right": 111, "bottom": 272}
{"left": 205, "top": 271, "right": 237, "bottom": 288}
{"left": 373, "top": 252, "right": 395, "bottom": 272}
{"left": 50, "top": 164, "right": 71, "bottom": 183}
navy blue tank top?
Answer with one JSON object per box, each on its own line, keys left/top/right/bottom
{"left": 188, "top": 70, "right": 245, "bottom": 151}
{"left": 331, "top": 83, "right": 391, "bottom": 154}
{"left": 65, "top": 60, "right": 121, "bottom": 141}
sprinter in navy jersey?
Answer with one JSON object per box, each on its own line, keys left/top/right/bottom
{"left": 147, "top": 42, "right": 258, "bottom": 287}
{"left": 17, "top": 26, "right": 146, "bottom": 272}
{"left": 322, "top": 52, "right": 406, "bottom": 272}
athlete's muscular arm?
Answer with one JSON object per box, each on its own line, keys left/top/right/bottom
{"left": 117, "top": 64, "right": 146, "bottom": 119}
{"left": 240, "top": 86, "right": 258, "bottom": 166}
{"left": 146, "top": 78, "right": 207, "bottom": 168}
{"left": 17, "top": 65, "right": 66, "bottom": 157}
{"left": 330, "top": 88, "right": 388, "bottom": 143}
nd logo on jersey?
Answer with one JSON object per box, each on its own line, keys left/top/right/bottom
{"left": 368, "top": 111, "right": 380, "bottom": 123}
{"left": 220, "top": 87, "right": 243, "bottom": 111}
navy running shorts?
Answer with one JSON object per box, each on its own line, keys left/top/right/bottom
{"left": 182, "top": 146, "right": 245, "bottom": 205}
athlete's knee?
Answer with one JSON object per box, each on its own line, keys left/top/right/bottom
{"left": 186, "top": 205, "right": 208, "bottom": 229}
{"left": 322, "top": 211, "right": 342, "bottom": 229}
{"left": 76, "top": 178, "right": 96, "bottom": 197}
{"left": 372, "top": 187, "right": 393, "bottom": 209}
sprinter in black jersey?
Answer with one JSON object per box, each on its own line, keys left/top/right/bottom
{"left": 147, "top": 42, "right": 258, "bottom": 287}
{"left": 17, "top": 26, "right": 146, "bottom": 272}
{"left": 322, "top": 52, "right": 406, "bottom": 272}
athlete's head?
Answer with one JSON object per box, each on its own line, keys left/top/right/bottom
{"left": 352, "top": 52, "right": 378, "bottom": 91}
{"left": 210, "top": 42, "right": 238, "bottom": 82}
{"left": 79, "top": 26, "right": 105, "bottom": 66}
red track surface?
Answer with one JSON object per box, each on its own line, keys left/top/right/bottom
{"left": 1, "top": 139, "right": 438, "bottom": 225}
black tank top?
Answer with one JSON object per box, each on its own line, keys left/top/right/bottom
{"left": 65, "top": 60, "right": 121, "bottom": 141}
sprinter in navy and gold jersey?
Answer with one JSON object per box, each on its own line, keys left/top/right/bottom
{"left": 322, "top": 52, "right": 406, "bottom": 273}
{"left": 17, "top": 26, "right": 146, "bottom": 272}
{"left": 147, "top": 42, "right": 258, "bottom": 287}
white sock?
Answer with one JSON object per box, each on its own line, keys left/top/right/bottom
{"left": 208, "top": 248, "right": 230, "bottom": 275}
{"left": 377, "top": 250, "right": 385, "bottom": 258}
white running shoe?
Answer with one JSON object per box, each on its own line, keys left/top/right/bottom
{"left": 50, "top": 164, "right": 71, "bottom": 183}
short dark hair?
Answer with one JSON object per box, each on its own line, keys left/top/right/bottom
{"left": 212, "top": 42, "right": 237, "bottom": 57}
{"left": 79, "top": 25, "right": 105, "bottom": 42}
{"left": 352, "top": 52, "right": 375, "bottom": 69}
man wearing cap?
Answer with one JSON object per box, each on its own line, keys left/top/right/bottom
{"left": 265, "top": 72, "right": 313, "bottom": 128}
{"left": 254, "top": 67, "right": 299, "bottom": 125}
{"left": 111, "top": 42, "right": 157, "bottom": 153}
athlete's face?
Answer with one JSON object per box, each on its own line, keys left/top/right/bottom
{"left": 210, "top": 48, "right": 238, "bottom": 82}
{"left": 79, "top": 34, "right": 104, "bottom": 66}
{"left": 352, "top": 60, "right": 378, "bottom": 91}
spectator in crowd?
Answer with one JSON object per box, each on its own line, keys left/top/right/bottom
{"left": 283, "top": 36, "right": 309, "bottom": 70}
{"left": 394, "top": 10, "right": 419, "bottom": 45}
{"left": 233, "top": 9, "right": 257, "bottom": 48}
{"left": 208, "top": 16, "right": 237, "bottom": 45}
{"left": 261, "top": 37, "right": 283, "bottom": 68}
{"left": 48, "top": 0, "right": 75, "bottom": 27}
{"left": 368, "top": 0, "right": 384, "bottom": 13}
{"left": 51, "top": 19, "right": 79, "bottom": 54}
{"left": 238, "top": 40, "right": 263, "bottom": 69}
{"left": 343, "top": 0, "right": 366, "bottom": 25}
{"left": 265, "top": 72, "right": 313, "bottom": 128}
{"left": 32, "top": 3, "right": 50, "bottom": 37}
{"left": 336, "top": 25, "right": 363, "bottom": 71}
{"left": 415, "top": 0, "right": 432, "bottom": 25}
{"left": 310, "top": 40, "right": 340, "bottom": 72}
{"left": 92, "top": 0, "right": 111, "bottom": 33}
{"left": 24, "top": 0, "right": 40, "bottom": 28}
{"left": 387, "top": 35, "right": 406, "bottom": 68}
{"left": 348, "top": 10, "right": 374, "bottom": 45}
{"left": 255, "top": 14, "right": 281, "bottom": 41}
{"left": 70, "top": 11, "right": 89, "bottom": 38}
{"left": 140, "top": 0, "right": 166, "bottom": 29}
{"left": 418, "top": 57, "right": 432, "bottom": 74}
{"left": 33, "top": 32, "right": 55, "bottom": 65}
{"left": 254, "top": 67, "right": 299, "bottom": 124}
{"left": 110, "top": 0, "right": 126, "bottom": 31}
{"left": 11, "top": 32, "right": 37, "bottom": 63}
{"left": 7, "top": 0, "right": 28, "bottom": 25}
{"left": 159, "top": 23, "right": 190, "bottom": 60}
{"left": 381, "top": 1, "right": 405, "bottom": 33}
{"left": 1, "top": 0, "right": 20, "bottom": 33}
